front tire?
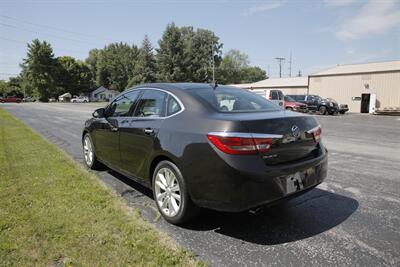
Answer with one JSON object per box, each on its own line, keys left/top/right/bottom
{"left": 319, "top": 106, "right": 327, "bottom": 115}
{"left": 83, "top": 133, "right": 102, "bottom": 170}
{"left": 152, "top": 160, "right": 199, "bottom": 225}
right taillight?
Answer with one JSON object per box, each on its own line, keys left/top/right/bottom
{"left": 308, "top": 126, "right": 322, "bottom": 143}
{"left": 207, "top": 132, "right": 281, "bottom": 155}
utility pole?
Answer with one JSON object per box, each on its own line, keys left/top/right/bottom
{"left": 267, "top": 65, "right": 270, "bottom": 77}
{"left": 288, "top": 52, "right": 292, "bottom": 77}
{"left": 275, "top": 57, "right": 285, "bottom": 78}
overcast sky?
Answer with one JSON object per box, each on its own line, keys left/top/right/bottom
{"left": 1, "top": 0, "right": 399, "bottom": 80}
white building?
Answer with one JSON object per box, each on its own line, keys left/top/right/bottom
{"left": 230, "top": 77, "right": 308, "bottom": 95}
{"left": 58, "top": 92, "right": 72, "bottom": 102}
{"left": 309, "top": 60, "right": 400, "bottom": 113}
{"left": 231, "top": 60, "right": 400, "bottom": 114}
{"left": 89, "top": 86, "right": 119, "bottom": 102}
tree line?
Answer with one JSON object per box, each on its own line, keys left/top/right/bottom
{"left": 1, "top": 23, "right": 267, "bottom": 101}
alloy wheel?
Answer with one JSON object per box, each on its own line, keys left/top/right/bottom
{"left": 154, "top": 167, "right": 181, "bottom": 217}
{"left": 83, "top": 136, "right": 94, "bottom": 166}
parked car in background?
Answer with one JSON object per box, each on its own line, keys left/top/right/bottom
{"left": 287, "top": 94, "right": 338, "bottom": 115}
{"left": 0, "top": 96, "right": 22, "bottom": 103}
{"left": 71, "top": 96, "right": 89, "bottom": 103}
{"left": 327, "top": 98, "right": 349, "bottom": 114}
{"left": 82, "top": 83, "right": 328, "bottom": 225}
{"left": 284, "top": 95, "right": 308, "bottom": 113}
{"left": 250, "top": 89, "right": 284, "bottom": 108}
{"left": 22, "top": 97, "right": 36, "bottom": 102}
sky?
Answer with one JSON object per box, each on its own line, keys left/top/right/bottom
{"left": 0, "top": 0, "right": 399, "bottom": 80}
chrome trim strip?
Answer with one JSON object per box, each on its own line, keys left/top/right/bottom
{"left": 306, "top": 125, "right": 321, "bottom": 134}
{"left": 208, "top": 132, "right": 283, "bottom": 139}
{"left": 109, "top": 87, "right": 185, "bottom": 119}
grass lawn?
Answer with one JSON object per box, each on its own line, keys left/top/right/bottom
{"left": 0, "top": 108, "right": 201, "bottom": 267}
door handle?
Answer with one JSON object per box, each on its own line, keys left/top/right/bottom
{"left": 111, "top": 126, "right": 119, "bottom": 132}
{"left": 144, "top": 128, "right": 154, "bottom": 135}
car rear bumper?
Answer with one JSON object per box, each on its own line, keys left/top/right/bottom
{"left": 188, "top": 145, "right": 328, "bottom": 212}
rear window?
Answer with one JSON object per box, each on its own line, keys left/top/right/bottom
{"left": 288, "top": 95, "right": 305, "bottom": 101}
{"left": 189, "top": 87, "right": 279, "bottom": 113}
{"left": 284, "top": 95, "right": 296, "bottom": 102}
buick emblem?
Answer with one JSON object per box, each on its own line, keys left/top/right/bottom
{"left": 291, "top": 125, "right": 300, "bottom": 138}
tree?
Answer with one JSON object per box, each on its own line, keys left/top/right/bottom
{"left": 22, "top": 39, "right": 58, "bottom": 101}
{"left": 0, "top": 80, "right": 9, "bottom": 97}
{"left": 95, "top": 43, "right": 139, "bottom": 91}
{"left": 181, "top": 27, "right": 222, "bottom": 82}
{"left": 85, "top": 49, "right": 100, "bottom": 88}
{"left": 240, "top": 66, "right": 267, "bottom": 83}
{"left": 217, "top": 49, "right": 266, "bottom": 84}
{"left": 156, "top": 23, "right": 186, "bottom": 82}
{"left": 128, "top": 35, "right": 157, "bottom": 86}
{"left": 55, "top": 56, "right": 92, "bottom": 96}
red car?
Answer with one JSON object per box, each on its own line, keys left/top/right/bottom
{"left": 0, "top": 96, "right": 22, "bottom": 103}
{"left": 284, "top": 95, "right": 308, "bottom": 112}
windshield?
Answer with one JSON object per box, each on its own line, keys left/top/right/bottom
{"left": 189, "top": 87, "right": 280, "bottom": 113}
{"left": 284, "top": 95, "right": 296, "bottom": 102}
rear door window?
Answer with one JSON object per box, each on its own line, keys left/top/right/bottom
{"left": 270, "top": 91, "right": 278, "bottom": 100}
{"left": 134, "top": 90, "right": 167, "bottom": 118}
{"left": 277, "top": 91, "right": 284, "bottom": 100}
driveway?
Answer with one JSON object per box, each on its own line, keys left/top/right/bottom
{"left": 3, "top": 103, "right": 400, "bottom": 266}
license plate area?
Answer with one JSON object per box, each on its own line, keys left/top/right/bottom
{"left": 281, "top": 167, "right": 317, "bottom": 195}
{"left": 285, "top": 172, "right": 305, "bottom": 194}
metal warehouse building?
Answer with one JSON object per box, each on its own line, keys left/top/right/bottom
{"left": 309, "top": 60, "right": 400, "bottom": 113}
{"left": 230, "top": 77, "right": 308, "bottom": 95}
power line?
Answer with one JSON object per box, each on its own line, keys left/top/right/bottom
{"left": 0, "top": 14, "right": 117, "bottom": 42}
{"left": 0, "top": 22, "right": 102, "bottom": 46}
{"left": 0, "top": 36, "right": 89, "bottom": 54}
{"left": 0, "top": 72, "right": 19, "bottom": 76}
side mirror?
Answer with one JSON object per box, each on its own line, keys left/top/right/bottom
{"left": 92, "top": 108, "right": 105, "bottom": 118}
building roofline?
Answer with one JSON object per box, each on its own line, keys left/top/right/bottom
{"left": 310, "top": 60, "right": 400, "bottom": 76}
{"left": 310, "top": 69, "right": 400, "bottom": 77}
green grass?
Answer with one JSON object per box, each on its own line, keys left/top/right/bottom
{"left": 0, "top": 108, "right": 201, "bottom": 267}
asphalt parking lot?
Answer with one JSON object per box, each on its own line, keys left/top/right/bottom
{"left": 2, "top": 102, "right": 400, "bottom": 266}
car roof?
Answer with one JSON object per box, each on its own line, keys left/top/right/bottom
{"left": 130, "top": 82, "right": 233, "bottom": 91}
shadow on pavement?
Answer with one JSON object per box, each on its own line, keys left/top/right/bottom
{"left": 102, "top": 168, "right": 358, "bottom": 245}
{"left": 184, "top": 188, "right": 358, "bottom": 245}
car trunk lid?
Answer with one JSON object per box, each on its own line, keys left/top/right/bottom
{"left": 215, "top": 111, "right": 321, "bottom": 165}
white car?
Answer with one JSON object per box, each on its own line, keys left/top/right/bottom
{"left": 249, "top": 89, "right": 284, "bottom": 108}
{"left": 71, "top": 96, "right": 89, "bottom": 103}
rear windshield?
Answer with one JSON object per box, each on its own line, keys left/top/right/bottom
{"left": 189, "top": 87, "right": 280, "bottom": 113}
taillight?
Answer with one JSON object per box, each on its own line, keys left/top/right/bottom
{"left": 207, "top": 132, "right": 281, "bottom": 155}
{"left": 307, "top": 126, "right": 322, "bottom": 143}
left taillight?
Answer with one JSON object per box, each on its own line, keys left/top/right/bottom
{"left": 206, "top": 133, "right": 276, "bottom": 155}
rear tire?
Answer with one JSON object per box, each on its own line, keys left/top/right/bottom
{"left": 152, "top": 160, "right": 199, "bottom": 225}
{"left": 285, "top": 107, "right": 293, "bottom": 111}
{"left": 83, "top": 133, "right": 102, "bottom": 170}
{"left": 319, "top": 106, "right": 327, "bottom": 115}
